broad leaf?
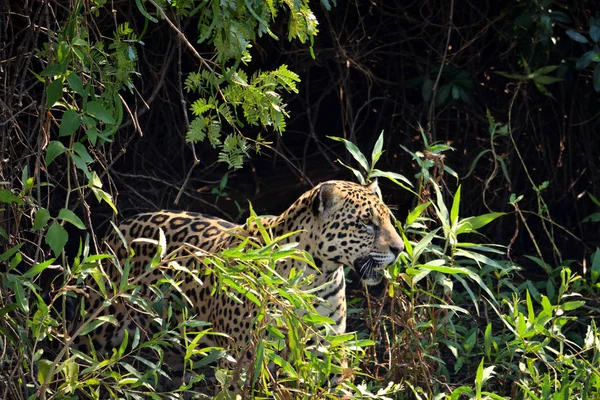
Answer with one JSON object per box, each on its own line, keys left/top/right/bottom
{"left": 59, "top": 109, "right": 81, "bottom": 137}
{"left": 46, "top": 221, "right": 68, "bottom": 256}
{"left": 86, "top": 101, "right": 116, "bottom": 124}
{"left": 33, "top": 208, "right": 50, "bottom": 230}
{"left": 45, "top": 141, "right": 66, "bottom": 166}
{"left": 46, "top": 79, "right": 63, "bottom": 107}
{"left": 576, "top": 51, "right": 595, "bottom": 70}
{"left": 58, "top": 208, "right": 86, "bottom": 230}
{"left": 66, "top": 73, "right": 85, "bottom": 97}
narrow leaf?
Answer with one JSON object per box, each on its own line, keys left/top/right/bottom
{"left": 21, "top": 258, "right": 55, "bottom": 279}
{"left": 371, "top": 130, "right": 384, "bottom": 166}
{"left": 566, "top": 30, "right": 589, "bottom": 44}
{"left": 405, "top": 201, "right": 431, "bottom": 226}
{"left": 0, "top": 189, "right": 23, "bottom": 205}
{"left": 457, "top": 212, "right": 506, "bottom": 235}
{"left": 328, "top": 136, "right": 370, "bottom": 173}
{"left": 450, "top": 185, "right": 461, "bottom": 226}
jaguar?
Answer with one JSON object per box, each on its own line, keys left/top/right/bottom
{"left": 73, "top": 180, "right": 403, "bottom": 383}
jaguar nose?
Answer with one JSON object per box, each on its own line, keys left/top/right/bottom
{"left": 389, "top": 245, "right": 402, "bottom": 259}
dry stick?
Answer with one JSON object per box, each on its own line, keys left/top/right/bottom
{"left": 426, "top": 0, "right": 454, "bottom": 144}
{"left": 145, "top": 0, "right": 216, "bottom": 74}
{"left": 174, "top": 17, "right": 199, "bottom": 206}
{"left": 119, "top": 42, "right": 176, "bottom": 130}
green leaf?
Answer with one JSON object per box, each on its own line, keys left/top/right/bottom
{"left": 594, "top": 64, "right": 600, "bottom": 92}
{"left": 72, "top": 142, "right": 94, "bottom": 163}
{"left": 87, "top": 126, "right": 98, "bottom": 145}
{"left": 534, "top": 65, "right": 560, "bottom": 75}
{"left": 21, "top": 258, "right": 55, "bottom": 279}
{"left": 590, "top": 17, "right": 600, "bottom": 42}
{"left": 436, "top": 84, "right": 451, "bottom": 105}
{"left": 59, "top": 109, "right": 81, "bottom": 137}
{"left": 576, "top": 51, "right": 595, "bottom": 70}
{"left": 0, "top": 243, "right": 23, "bottom": 262}
{"left": 371, "top": 130, "right": 385, "bottom": 167}
{"left": 550, "top": 11, "right": 571, "bottom": 24}
{"left": 328, "top": 136, "right": 370, "bottom": 173}
{"left": 58, "top": 208, "right": 86, "bottom": 230}
{"left": 46, "top": 221, "right": 68, "bottom": 256}
{"left": 422, "top": 77, "right": 433, "bottom": 102}
{"left": 66, "top": 73, "right": 85, "bottom": 97}
{"left": 560, "top": 300, "right": 585, "bottom": 311}
{"left": 494, "top": 71, "right": 526, "bottom": 81}
{"left": 0, "top": 189, "right": 23, "bottom": 205}
{"left": 91, "top": 186, "right": 118, "bottom": 214}
{"left": 33, "top": 208, "right": 50, "bottom": 230}
{"left": 71, "top": 154, "right": 91, "bottom": 179}
{"left": 370, "top": 169, "right": 414, "bottom": 188}
{"left": 484, "top": 322, "right": 493, "bottom": 358}
{"left": 9, "top": 277, "right": 28, "bottom": 313}
{"left": 46, "top": 79, "right": 63, "bottom": 107}
{"left": 45, "top": 141, "right": 66, "bottom": 166}
{"left": 79, "top": 315, "right": 118, "bottom": 336}
{"left": 566, "top": 30, "right": 589, "bottom": 44}
{"left": 86, "top": 101, "right": 116, "bottom": 124}
{"left": 302, "top": 313, "right": 335, "bottom": 325}
{"left": 336, "top": 159, "right": 365, "bottom": 184}
{"left": 41, "top": 64, "right": 66, "bottom": 77}
{"left": 405, "top": 201, "right": 431, "bottom": 226}
{"left": 591, "top": 248, "right": 600, "bottom": 283}
{"left": 583, "top": 212, "right": 600, "bottom": 223}
{"left": 432, "top": 181, "right": 449, "bottom": 224}
{"left": 135, "top": 0, "right": 159, "bottom": 23}
{"left": 457, "top": 212, "right": 506, "bottom": 235}
{"left": 532, "top": 75, "right": 563, "bottom": 85}
{"left": 450, "top": 185, "right": 461, "bottom": 226}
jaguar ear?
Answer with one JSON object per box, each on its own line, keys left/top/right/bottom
{"left": 312, "top": 183, "right": 337, "bottom": 218}
{"left": 366, "top": 179, "right": 379, "bottom": 193}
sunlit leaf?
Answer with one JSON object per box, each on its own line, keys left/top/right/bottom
{"left": 328, "top": 135, "right": 370, "bottom": 173}
{"left": 58, "top": 208, "right": 86, "bottom": 230}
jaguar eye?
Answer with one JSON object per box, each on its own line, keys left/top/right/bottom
{"left": 362, "top": 219, "right": 376, "bottom": 230}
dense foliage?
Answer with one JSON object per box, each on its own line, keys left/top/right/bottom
{"left": 1, "top": 0, "right": 599, "bottom": 399}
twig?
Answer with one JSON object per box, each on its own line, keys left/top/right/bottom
{"left": 426, "top": 0, "right": 455, "bottom": 143}
{"left": 174, "top": 16, "right": 199, "bottom": 206}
